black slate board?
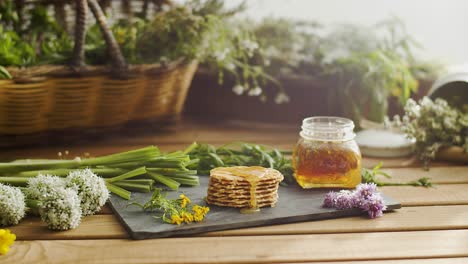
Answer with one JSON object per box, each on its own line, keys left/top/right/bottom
{"left": 109, "top": 177, "right": 401, "bottom": 240}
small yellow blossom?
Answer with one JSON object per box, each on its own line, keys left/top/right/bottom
{"left": 193, "top": 211, "right": 204, "bottom": 222}
{"left": 193, "top": 205, "right": 210, "bottom": 215}
{"left": 181, "top": 211, "right": 194, "bottom": 223}
{"left": 179, "top": 194, "right": 191, "bottom": 208}
{"left": 170, "top": 214, "right": 183, "bottom": 225}
{"left": 0, "top": 229, "right": 16, "bottom": 255}
{"left": 192, "top": 205, "right": 210, "bottom": 222}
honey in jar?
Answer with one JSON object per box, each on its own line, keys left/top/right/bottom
{"left": 293, "top": 116, "right": 361, "bottom": 188}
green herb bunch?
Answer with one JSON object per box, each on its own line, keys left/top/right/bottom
{"left": 186, "top": 142, "right": 295, "bottom": 185}
{"left": 362, "top": 162, "right": 432, "bottom": 187}
{"left": 130, "top": 189, "right": 210, "bottom": 225}
{"left": 136, "top": 6, "right": 217, "bottom": 63}
{"left": 0, "top": 3, "right": 72, "bottom": 69}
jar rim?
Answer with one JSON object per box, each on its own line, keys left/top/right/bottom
{"left": 300, "top": 116, "right": 355, "bottom": 141}
{"left": 302, "top": 116, "right": 354, "bottom": 130}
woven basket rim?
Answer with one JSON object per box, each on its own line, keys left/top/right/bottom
{"left": 4, "top": 58, "right": 191, "bottom": 82}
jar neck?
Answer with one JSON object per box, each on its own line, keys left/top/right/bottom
{"left": 300, "top": 116, "right": 355, "bottom": 142}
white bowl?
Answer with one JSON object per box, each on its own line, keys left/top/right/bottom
{"left": 356, "top": 129, "right": 415, "bottom": 158}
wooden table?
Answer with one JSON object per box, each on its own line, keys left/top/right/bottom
{"left": 2, "top": 120, "right": 468, "bottom": 263}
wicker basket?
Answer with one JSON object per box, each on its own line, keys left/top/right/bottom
{"left": 0, "top": 0, "right": 198, "bottom": 138}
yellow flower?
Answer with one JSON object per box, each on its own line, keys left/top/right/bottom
{"left": 179, "top": 194, "right": 191, "bottom": 208}
{"left": 201, "top": 206, "right": 210, "bottom": 215}
{"left": 193, "top": 205, "right": 210, "bottom": 215}
{"left": 192, "top": 205, "right": 210, "bottom": 222}
{"left": 0, "top": 229, "right": 16, "bottom": 255}
{"left": 170, "top": 214, "right": 183, "bottom": 225}
{"left": 181, "top": 211, "right": 194, "bottom": 223}
{"left": 193, "top": 211, "right": 204, "bottom": 222}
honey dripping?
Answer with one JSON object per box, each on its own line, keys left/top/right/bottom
{"left": 293, "top": 141, "right": 361, "bottom": 188}
{"left": 223, "top": 167, "right": 264, "bottom": 214}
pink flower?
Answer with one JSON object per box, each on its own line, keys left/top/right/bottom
{"left": 360, "top": 193, "right": 387, "bottom": 219}
{"left": 355, "top": 183, "right": 378, "bottom": 200}
{"left": 321, "top": 183, "right": 388, "bottom": 219}
{"left": 322, "top": 191, "right": 337, "bottom": 208}
{"left": 334, "top": 190, "right": 354, "bottom": 210}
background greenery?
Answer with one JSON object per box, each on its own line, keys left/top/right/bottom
{"left": 0, "top": 0, "right": 441, "bottom": 124}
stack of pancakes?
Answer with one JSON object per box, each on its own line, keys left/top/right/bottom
{"left": 206, "top": 166, "right": 284, "bottom": 208}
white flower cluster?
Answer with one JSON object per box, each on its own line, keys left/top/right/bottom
{"left": 274, "top": 93, "right": 290, "bottom": 104}
{"left": 389, "top": 97, "right": 468, "bottom": 165}
{"left": 66, "top": 169, "right": 109, "bottom": 216}
{"left": 25, "top": 170, "right": 109, "bottom": 230}
{"left": 232, "top": 85, "right": 289, "bottom": 104}
{"left": 214, "top": 48, "right": 230, "bottom": 62}
{"left": 27, "top": 174, "right": 81, "bottom": 230}
{"left": 241, "top": 39, "right": 259, "bottom": 57}
{"left": 39, "top": 187, "right": 82, "bottom": 231}
{"left": 232, "top": 85, "right": 263, "bottom": 97}
{"left": 27, "top": 174, "right": 65, "bottom": 201}
{"left": 0, "top": 184, "right": 26, "bottom": 226}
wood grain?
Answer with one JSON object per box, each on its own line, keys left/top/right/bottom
{"left": 310, "top": 258, "right": 468, "bottom": 264}
{"left": 381, "top": 184, "right": 468, "bottom": 206}
{"left": 9, "top": 214, "right": 127, "bottom": 240}
{"left": 380, "top": 166, "right": 468, "bottom": 184}
{"left": 5, "top": 230, "right": 468, "bottom": 263}
{"left": 10, "top": 205, "right": 468, "bottom": 240}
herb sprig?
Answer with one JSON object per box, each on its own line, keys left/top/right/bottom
{"left": 362, "top": 162, "right": 432, "bottom": 187}
{"left": 129, "top": 189, "right": 209, "bottom": 225}
{"left": 186, "top": 142, "right": 295, "bottom": 185}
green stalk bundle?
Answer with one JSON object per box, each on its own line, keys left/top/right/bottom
{"left": 0, "top": 146, "right": 200, "bottom": 200}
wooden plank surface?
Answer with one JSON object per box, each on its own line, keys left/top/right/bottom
{"left": 381, "top": 184, "right": 468, "bottom": 206}
{"left": 380, "top": 166, "right": 468, "bottom": 184}
{"left": 10, "top": 205, "right": 468, "bottom": 240}
{"left": 310, "top": 258, "right": 468, "bottom": 264}
{"left": 4, "top": 230, "right": 468, "bottom": 263}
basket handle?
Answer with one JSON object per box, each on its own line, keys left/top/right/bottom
{"left": 88, "top": 0, "right": 128, "bottom": 76}
{"left": 71, "top": 0, "right": 88, "bottom": 71}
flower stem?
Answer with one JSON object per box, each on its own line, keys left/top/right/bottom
{"left": 105, "top": 167, "right": 147, "bottom": 183}
{"left": 0, "top": 177, "right": 29, "bottom": 186}
{"left": 113, "top": 182, "right": 151, "bottom": 193}
{"left": 106, "top": 182, "right": 131, "bottom": 200}
{"left": 147, "top": 172, "right": 180, "bottom": 190}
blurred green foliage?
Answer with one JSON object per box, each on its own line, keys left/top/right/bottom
{"left": 247, "top": 17, "right": 441, "bottom": 123}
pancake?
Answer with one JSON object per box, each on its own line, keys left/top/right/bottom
{"left": 206, "top": 166, "right": 283, "bottom": 210}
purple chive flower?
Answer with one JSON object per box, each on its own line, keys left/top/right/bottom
{"left": 334, "top": 190, "right": 354, "bottom": 210}
{"left": 322, "top": 191, "right": 337, "bottom": 208}
{"left": 322, "top": 184, "right": 388, "bottom": 219}
{"left": 360, "top": 193, "right": 387, "bottom": 219}
{"left": 355, "top": 183, "right": 378, "bottom": 200}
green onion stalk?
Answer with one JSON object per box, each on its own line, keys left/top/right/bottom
{"left": 0, "top": 146, "right": 200, "bottom": 200}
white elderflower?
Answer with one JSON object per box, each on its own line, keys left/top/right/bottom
{"left": 214, "top": 48, "right": 230, "bottom": 62}
{"left": 247, "top": 86, "right": 262, "bottom": 96}
{"left": 274, "top": 92, "right": 290, "bottom": 104}
{"left": 232, "top": 84, "right": 245, "bottom": 95}
{"left": 27, "top": 174, "right": 65, "bottom": 201}
{"left": 66, "top": 169, "right": 109, "bottom": 216}
{"left": 398, "top": 96, "right": 468, "bottom": 166}
{"left": 241, "top": 40, "right": 259, "bottom": 52}
{"left": 0, "top": 184, "right": 26, "bottom": 226}
{"left": 225, "top": 63, "right": 235, "bottom": 71}
{"left": 39, "top": 187, "right": 82, "bottom": 231}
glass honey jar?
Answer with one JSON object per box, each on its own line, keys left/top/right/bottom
{"left": 293, "top": 116, "right": 362, "bottom": 188}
